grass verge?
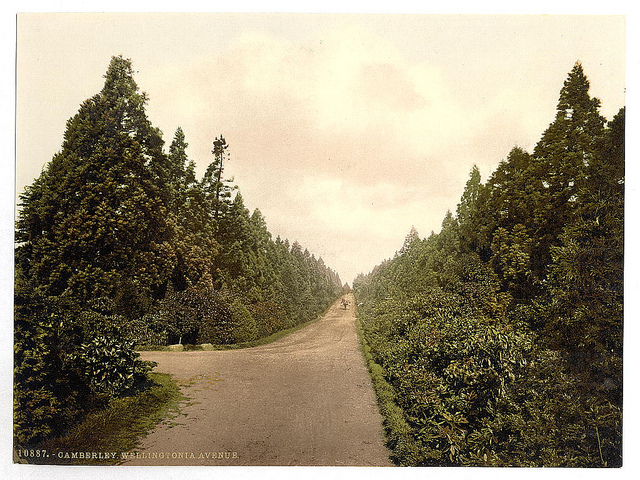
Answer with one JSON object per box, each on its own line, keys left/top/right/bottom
{"left": 19, "top": 372, "right": 184, "bottom": 465}
{"left": 355, "top": 312, "right": 421, "bottom": 466}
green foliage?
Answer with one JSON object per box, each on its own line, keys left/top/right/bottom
{"left": 355, "top": 63, "right": 623, "bottom": 467}
{"left": 16, "top": 56, "right": 175, "bottom": 315}
{"left": 68, "top": 336, "right": 155, "bottom": 398}
{"left": 527, "top": 62, "right": 607, "bottom": 283}
{"left": 229, "top": 298, "right": 259, "bottom": 343}
{"left": 397, "top": 315, "right": 534, "bottom": 466}
{"left": 490, "top": 224, "right": 532, "bottom": 297}
{"left": 540, "top": 108, "right": 624, "bottom": 440}
{"left": 202, "top": 135, "right": 236, "bottom": 226}
{"left": 356, "top": 316, "right": 423, "bottom": 465}
{"left": 251, "top": 301, "right": 289, "bottom": 338}
{"left": 13, "top": 321, "right": 62, "bottom": 445}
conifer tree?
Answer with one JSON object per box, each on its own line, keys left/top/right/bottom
{"left": 399, "top": 226, "right": 421, "bottom": 254}
{"left": 202, "top": 135, "right": 235, "bottom": 229}
{"left": 166, "top": 127, "right": 189, "bottom": 215}
{"left": 16, "top": 55, "right": 174, "bottom": 317}
{"left": 215, "top": 192, "right": 252, "bottom": 286}
{"left": 456, "top": 165, "right": 484, "bottom": 254}
{"left": 166, "top": 127, "right": 218, "bottom": 291}
{"left": 528, "top": 62, "right": 606, "bottom": 281}
{"left": 546, "top": 107, "right": 624, "bottom": 376}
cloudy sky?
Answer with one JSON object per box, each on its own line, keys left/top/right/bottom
{"left": 15, "top": 12, "right": 625, "bottom": 283}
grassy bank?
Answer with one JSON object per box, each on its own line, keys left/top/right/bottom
{"left": 15, "top": 372, "right": 183, "bottom": 465}
{"left": 355, "top": 313, "right": 421, "bottom": 466}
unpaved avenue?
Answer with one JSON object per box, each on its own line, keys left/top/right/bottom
{"left": 123, "top": 294, "right": 392, "bottom": 466}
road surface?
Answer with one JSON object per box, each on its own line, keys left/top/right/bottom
{"left": 122, "top": 294, "right": 393, "bottom": 466}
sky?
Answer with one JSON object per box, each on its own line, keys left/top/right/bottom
{"left": 14, "top": 12, "right": 626, "bottom": 284}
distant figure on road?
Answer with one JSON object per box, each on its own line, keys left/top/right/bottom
{"left": 341, "top": 298, "right": 350, "bottom": 310}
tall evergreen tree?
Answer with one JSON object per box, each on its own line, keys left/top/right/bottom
{"left": 482, "top": 148, "right": 533, "bottom": 231}
{"left": 202, "top": 135, "right": 235, "bottom": 229}
{"left": 16, "top": 55, "right": 174, "bottom": 317}
{"left": 399, "top": 226, "right": 421, "bottom": 255}
{"left": 166, "top": 127, "right": 219, "bottom": 291}
{"left": 545, "top": 107, "right": 624, "bottom": 376}
{"left": 456, "top": 165, "right": 484, "bottom": 254}
{"left": 166, "top": 127, "right": 189, "bottom": 215}
{"left": 215, "top": 192, "right": 252, "bottom": 286}
{"left": 528, "top": 61, "right": 607, "bottom": 281}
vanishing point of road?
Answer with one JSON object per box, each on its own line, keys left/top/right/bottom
{"left": 123, "top": 294, "right": 393, "bottom": 466}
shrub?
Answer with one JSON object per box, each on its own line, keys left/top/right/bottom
{"left": 386, "top": 310, "right": 535, "bottom": 466}
{"left": 195, "top": 295, "right": 235, "bottom": 344}
{"left": 68, "top": 336, "right": 155, "bottom": 398}
{"left": 13, "top": 326, "right": 62, "bottom": 445}
{"left": 13, "top": 310, "right": 93, "bottom": 446}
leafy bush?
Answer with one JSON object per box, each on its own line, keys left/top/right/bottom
{"left": 397, "top": 314, "right": 535, "bottom": 465}
{"left": 13, "top": 309, "right": 140, "bottom": 445}
{"left": 68, "top": 335, "right": 155, "bottom": 398}
{"left": 13, "top": 306, "right": 98, "bottom": 446}
{"left": 194, "top": 292, "right": 235, "bottom": 345}
{"left": 145, "top": 286, "right": 235, "bottom": 345}
{"left": 357, "top": 316, "right": 423, "bottom": 466}
{"left": 127, "top": 315, "right": 169, "bottom": 346}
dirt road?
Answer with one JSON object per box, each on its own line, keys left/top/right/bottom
{"left": 122, "top": 294, "right": 393, "bottom": 466}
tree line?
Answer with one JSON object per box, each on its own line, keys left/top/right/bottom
{"left": 14, "top": 56, "right": 343, "bottom": 445}
{"left": 354, "top": 62, "right": 624, "bottom": 467}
